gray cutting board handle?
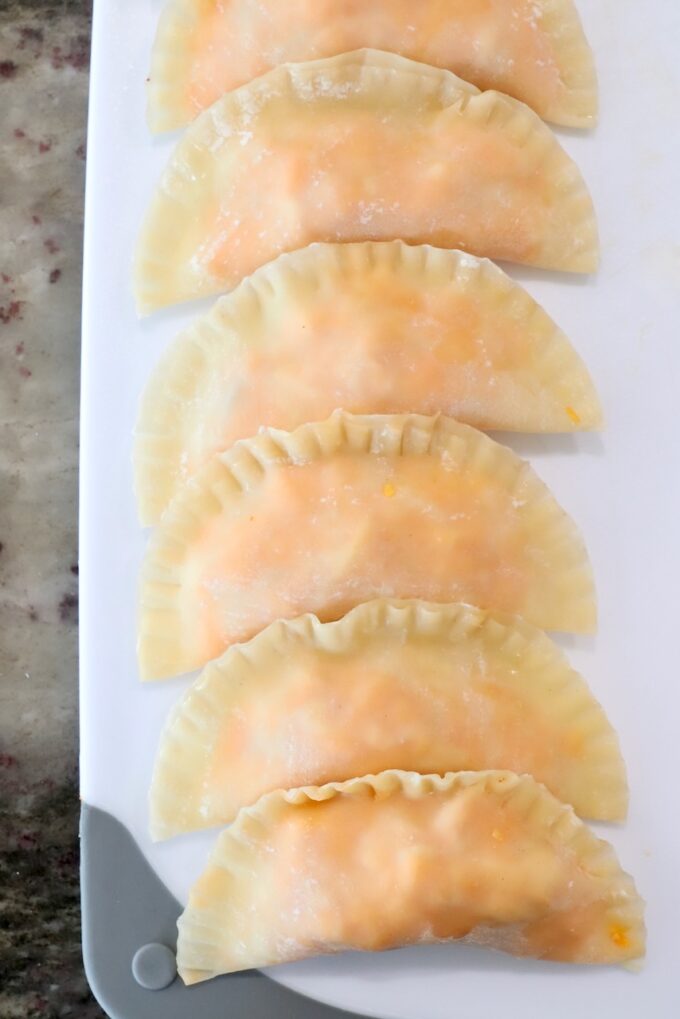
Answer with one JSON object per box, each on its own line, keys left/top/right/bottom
{"left": 81, "top": 804, "right": 364, "bottom": 1018}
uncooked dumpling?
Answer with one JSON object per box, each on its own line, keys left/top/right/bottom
{"left": 135, "top": 50, "right": 598, "bottom": 314}
{"left": 176, "top": 771, "right": 645, "bottom": 983}
{"left": 150, "top": 599, "right": 626, "bottom": 839}
{"left": 138, "top": 412, "right": 596, "bottom": 680}
{"left": 148, "top": 0, "right": 597, "bottom": 132}
{"left": 135, "top": 242, "right": 602, "bottom": 525}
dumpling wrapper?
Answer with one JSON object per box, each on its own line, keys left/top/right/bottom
{"left": 150, "top": 599, "right": 626, "bottom": 839}
{"left": 139, "top": 412, "right": 596, "bottom": 680}
{"left": 135, "top": 242, "right": 602, "bottom": 525}
{"left": 135, "top": 50, "right": 598, "bottom": 314}
{"left": 148, "top": 0, "right": 597, "bottom": 132}
{"left": 177, "top": 770, "right": 645, "bottom": 983}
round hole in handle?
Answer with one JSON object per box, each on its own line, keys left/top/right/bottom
{"left": 132, "top": 942, "right": 177, "bottom": 990}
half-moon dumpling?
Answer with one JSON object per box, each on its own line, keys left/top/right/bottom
{"left": 177, "top": 771, "right": 645, "bottom": 982}
{"left": 139, "top": 412, "right": 596, "bottom": 680}
{"left": 135, "top": 242, "right": 602, "bottom": 525}
{"left": 150, "top": 599, "right": 626, "bottom": 839}
{"left": 148, "top": 0, "right": 597, "bottom": 133}
{"left": 135, "top": 50, "right": 598, "bottom": 314}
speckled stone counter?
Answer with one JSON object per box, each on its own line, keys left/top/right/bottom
{"left": 0, "top": 2, "right": 104, "bottom": 1016}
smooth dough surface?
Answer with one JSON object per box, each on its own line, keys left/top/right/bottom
{"left": 150, "top": 599, "right": 627, "bottom": 839}
{"left": 148, "top": 0, "right": 597, "bottom": 132}
{"left": 138, "top": 412, "right": 596, "bottom": 680}
{"left": 177, "top": 771, "right": 645, "bottom": 983}
{"left": 135, "top": 50, "right": 598, "bottom": 313}
{"left": 135, "top": 242, "right": 602, "bottom": 525}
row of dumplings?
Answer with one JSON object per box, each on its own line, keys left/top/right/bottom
{"left": 134, "top": 0, "right": 645, "bottom": 986}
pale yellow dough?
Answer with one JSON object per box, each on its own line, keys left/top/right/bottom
{"left": 150, "top": 600, "right": 626, "bottom": 839}
{"left": 138, "top": 412, "right": 596, "bottom": 681}
{"left": 135, "top": 50, "right": 598, "bottom": 314}
{"left": 135, "top": 242, "right": 602, "bottom": 525}
{"left": 176, "top": 771, "right": 645, "bottom": 983}
{"left": 148, "top": 0, "right": 597, "bottom": 132}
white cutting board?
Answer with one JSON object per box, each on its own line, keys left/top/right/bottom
{"left": 80, "top": 1, "right": 680, "bottom": 1016}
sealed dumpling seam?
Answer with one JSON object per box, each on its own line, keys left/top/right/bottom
{"left": 134, "top": 241, "right": 603, "bottom": 525}
{"left": 149, "top": 598, "right": 626, "bottom": 839}
{"left": 176, "top": 770, "right": 645, "bottom": 983}
{"left": 135, "top": 49, "right": 598, "bottom": 314}
{"left": 147, "top": 0, "right": 597, "bottom": 132}
{"left": 138, "top": 411, "right": 596, "bottom": 680}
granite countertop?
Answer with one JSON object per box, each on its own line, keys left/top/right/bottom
{"left": 0, "top": 2, "right": 105, "bottom": 1016}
